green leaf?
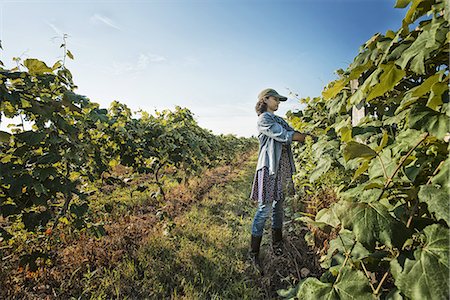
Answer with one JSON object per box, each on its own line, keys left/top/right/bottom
{"left": 0, "top": 204, "right": 19, "bottom": 217}
{"left": 348, "top": 69, "right": 383, "bottom": 108}
{"left": 295, "top": 267, "right": 373, "bottom": 300}
{"left": 335, "top": 200, "right": 409, "bottom": 249}
{"left": 348, "top": 61, "right": 373, "bottom": 80}
{"left": 297, "top": 216, "right": 333, "bottom": 231}
{"left": 321, "top": 229, "right": 370, "bottom": 269}
{"left": 52, "top": 60, "right": 62, "bottom": 70}
{"left": 427, "top": 80, "right": 447, "bottom": 111}
{"left": 402, "top": 0, "right": 434, "bottom": 27}
{"left": 90, "top": 223, "right": 106, "bottom": 238}
{"left": 66, "top": 50, "right": 74, "bottom": 60}
{"left": 396, "top": 19, "right": 442, "bottom": 74}
{"left": 366, "top": 63, "right": 406, "bottom": 102}
{"left": 36, "top": 152, "right": 61, "bottom": 165}
{"left": 409, "top": 105, "right": 449, "bottom": 140}
{"left": 385, "top": 30, "right": 396, "bottom": 39}
{"left": 343, "top": 141, "right": 377, "bottom": 161}
{"left": 385, "top": 288, "right": 404, "bottom": 300}
{"left": 418, "top": 185, "right": 449, "bottom": 225}
{"left": 353, "top": 160, "right": 370, "bottom": 181}
{"left": 70, "top": 202, "right": 88, "bottom": 218}
{"left": 316, "top": 206, "right": 341, "bottom": 228}
{"left": 15, "top": 131, "right": 46, "bottom": 146}
{"left": 392, "top": 224, "right": 449, "bottom": 300}
{"left": 411, "top": 73, "right": 441, "bottom": 98}
{"left": 0, "top": 131, "right": 11, "bottom": 143}
{"left": 20, "top": 99, "right": 32, "bottom": 108}
{"left": 431, "top": 158, "right": 449, "bottom": 190}
{"left": 22, "top": 210, "right": 51, "bottom": 231}
{"left": 394, "top": 0, "right": 411, "bottom": 8}
{"left": 23, "top": 58, "right": 53, "bottom": 75}
{"left": 404, "top": 155, "right": 433, "bottom": 183}
{"left": 339, "top": 126, "right": 352, "bottom": 143}
{"left": 374, "top": 130, "right": 389, "bottom": 153}
{"left": 368, "top": 148, "right": 398, "bottom": 181}
{"left": 32, "top": 181, "right": 47, "bottom": 197}
{"left": 0, "top": 227, "right": 13, "bottom": 240}
{"left": 310, "top": 157, "right": 332, "bottom": 182}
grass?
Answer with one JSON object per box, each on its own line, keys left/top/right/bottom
{"left": 84, "top": 152, "right": 263, "bottom": 299}
{"left": 1, "top": 151, "right": 270, "bottom": 299}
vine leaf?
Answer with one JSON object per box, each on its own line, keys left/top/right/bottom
{"left": 323, "top": 78, "right": 348, "bottom": 100}
{"left": 284, "top": 267, "right": 373, "bottom": 300}
{"left": 343, "top": 141, "right": 377, "bottom": 161}
{"left": 310, "top": 157, "right": 332, "bottom": 182}
{"left": 366, "top": 63, "right": 406, "bottom": 102}
{"left": 316, "top": 206, "right": 341, "bottom": 228}
{"left": 335, "top": 200, "right": 409, "bottom": 250}
{"left": 23, "top": 58, "right": 53, "bottom": 75}
{"left": 0, "top": 131, "right": 11, "bottom": 143}
{"left": 394, "top": 0, "right": 411, "bottom": 9}
{"left": 66, "top": 50, "right": 74, "bottom": 60}
{"left": 431, "top": 158, "right": 449, "bottom": 190}
{"left": 391, "top": 224, "right": 449, "bottom": 300}
{"left": 418, "top": 185, "right": 449, "bottom": 225}
{"left": 396, "top": 17, "right": 442, "bottom": 74}
{"left": 321, "top": 229, "right": 370, "bottom": 269}
{"left": 409, "top": 105, "right": 449, "bottom": 140}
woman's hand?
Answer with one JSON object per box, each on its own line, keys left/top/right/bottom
{"left": 292, "top": 131, "right": 317, "bottom": 143}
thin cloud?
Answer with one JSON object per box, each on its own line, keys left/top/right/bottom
{"left": 46, "top": 21, "right": 63, "bottom": 36}
{"left": 182, "top": 56, "right": 200, "bottom": 67}
{"left": 90, "top": 13, "right": 121, "bottom": 31}
{"left": 108, "top": 52, "right": 167, "bottom": 75}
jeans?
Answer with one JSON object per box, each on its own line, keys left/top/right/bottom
{"left": 251, "top": 198, "right": 284, "bottom": 237}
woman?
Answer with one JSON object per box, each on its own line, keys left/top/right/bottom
{"left": 248, "top": 88, "right": 315, "bottom": 273}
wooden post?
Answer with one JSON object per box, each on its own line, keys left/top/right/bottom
{"left": 350, "top": 79, "right": 365, "bottom": 127}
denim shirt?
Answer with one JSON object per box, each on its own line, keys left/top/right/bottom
{"left": 255, "top": 111, "right": 297, "bottom": 176}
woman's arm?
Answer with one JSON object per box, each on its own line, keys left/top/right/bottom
{"left": 258, "top": 113, "right": 295, "bottom": 144}
{"left": 292, "top": 131, "right": 318, "bottom": 143}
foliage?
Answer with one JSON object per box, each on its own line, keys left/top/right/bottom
{"left": 281, "top": 0, "right": 449, "bottom": 299}
{"left": 0, "top": 48, "right": 257, "bottom": 271}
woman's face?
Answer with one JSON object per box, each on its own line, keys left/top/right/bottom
{"left": 265, "top": 96, "right": 280, "bottom": 112}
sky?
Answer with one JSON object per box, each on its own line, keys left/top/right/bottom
{"left": 0, "top": 0, "right": 407, "bottom": 137}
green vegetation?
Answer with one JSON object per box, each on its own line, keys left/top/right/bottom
{"left": 84, "top": 153, "right": 262, "bottom": 299}
{"left": 280, "top": 0, "right": 449, "bottom": 299}
{"left": 1, "top": 0, "right": 448, "bottom": 299}
{"left": 0, "top": 40, "right": 257, "bottom": 297}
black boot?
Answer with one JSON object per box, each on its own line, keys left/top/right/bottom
{"left": 272, "top": 228, "right": 284, "bottom": 256}
{"left": 249, "top": 235, "right": 263, "bottom": 274}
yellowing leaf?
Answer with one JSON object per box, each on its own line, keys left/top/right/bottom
{"left": 395, "top": 0, "right": 412, "bottom": 8}
{"left": 339, "top": 126, "right": 352, "bottom": 143}
{"left": 322, "top": 78, "right": 348, "bottom": 100}
{"left": 411, "top": 73, "right": 441, "bottom": 98}
{"left": 23, "top": 58, "right": 53, "bottom": 75}
{"left": 366, "top": 63, "right": 406, "bottom": 101}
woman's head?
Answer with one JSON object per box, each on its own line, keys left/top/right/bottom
{"left": 255, "top": 88, "right": 287, "bottom": 116}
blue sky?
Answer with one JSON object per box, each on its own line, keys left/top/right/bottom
{"left": 0, "top": 0, "right": 406, "bottom": 137}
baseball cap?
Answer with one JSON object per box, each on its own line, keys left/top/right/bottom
{"left": 258, "top": 88, "right": 288, "bottom": 101}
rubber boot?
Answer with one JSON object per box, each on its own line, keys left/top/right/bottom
{"left": 249, "top": 235, "right": 264, "bottom": 274}
{"left": 272, "top": 228, "right": 284, "bottom": 256}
